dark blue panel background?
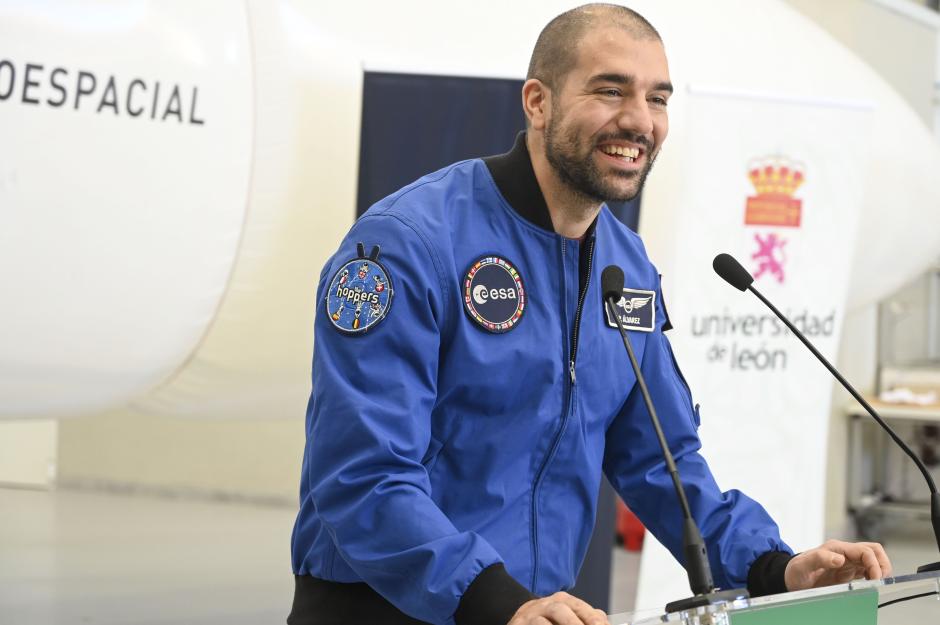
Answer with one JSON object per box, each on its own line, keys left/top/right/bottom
{"left": 357, "top": 72, "right": 524, "bottom": 216}
{"left": 357, "top": 71, "right": 642, "bottom": 611}
{"left": 357, "top": 71, "right": 641, "bottom": 233}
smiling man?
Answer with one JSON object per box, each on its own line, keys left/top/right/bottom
{"left": 288, "top": 5, "right": 890, "bottom": 625}
{"left": 528, "top": 12, "right": 670, "bottom": 232}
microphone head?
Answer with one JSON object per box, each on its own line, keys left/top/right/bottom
{"left": 713, "top": 253, "right": 754, "bottom": 291}
{"left": 601, "top": 265, "right": 625, "bottom": 301}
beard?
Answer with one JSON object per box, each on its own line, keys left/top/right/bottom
{"left": 544, "top": 113, "right": 657, "bottom": 203}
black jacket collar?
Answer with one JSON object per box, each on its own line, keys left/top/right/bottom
{"left": 483, "top": 132, "right": 555, "bottom": 232}
{"left": 484, "top": 132, "right": 599, "bottom": 295}
{"left": 483, "top": 132, "right": 599, "bottom": 242}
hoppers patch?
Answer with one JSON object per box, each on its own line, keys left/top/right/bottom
{"left": 463, "top": 255, "right": 525, "bottom": 333}
{"left": 326, "top": 244, "right": 393, "bottom": 335}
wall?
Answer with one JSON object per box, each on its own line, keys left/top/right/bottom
{"left": 0, "top": 421, "right": 57, "bottom": 488}
{"left": 57, "top": 410, "right": 303, "bottom": 502}
{"left": 786, "top": 0, "right": 938, "bottom": 128}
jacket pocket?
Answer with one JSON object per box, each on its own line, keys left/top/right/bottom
{"left": 664, "top": 340, "right": 701, "bottom": 429}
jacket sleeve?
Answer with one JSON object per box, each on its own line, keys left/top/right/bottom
{"left": 602, "top": 277, "right": 792, "bottom": 591}
{"left": 305, "top": 212, "right": 529, "bottom": 625}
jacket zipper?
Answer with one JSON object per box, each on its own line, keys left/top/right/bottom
{"left": 568, "top": 237, "right": 595, "bottom": 384}
{"left": 529, "top": 235, "right": 595, "bottom": 591}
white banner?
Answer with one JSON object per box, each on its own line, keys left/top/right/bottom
{"left": 636, "top": 88, "right": 873, "bottom": 609}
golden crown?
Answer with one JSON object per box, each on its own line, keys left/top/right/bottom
{"left": 748, "top": 157, "right": 805, "bottom": 196}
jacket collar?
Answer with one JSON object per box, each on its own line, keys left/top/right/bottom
{"left": 483, "top": 132, "right": 555, "bottom": 233}
{"left": 484, "top": 132, "right": 599, "bottom": 240}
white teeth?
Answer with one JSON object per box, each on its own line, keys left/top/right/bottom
{"left": 600, "top": 145, "right": 640, "bottom": 159}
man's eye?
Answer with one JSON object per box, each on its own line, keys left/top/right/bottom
{"left": 650, "top": 96, "right": 669, "bottom": 106}
{"left": 600, "top": 89, "right": 621, "bottom": 97}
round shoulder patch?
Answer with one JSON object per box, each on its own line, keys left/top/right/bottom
{"left": 325, "top": 257, "right": 393, "bottom": 334}
{"left": 463, "top": 255, "right": 526, "bottom": 333}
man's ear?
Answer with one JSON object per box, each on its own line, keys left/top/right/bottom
{"left": 522, "top": 79, "right": 550, "bottom": 131}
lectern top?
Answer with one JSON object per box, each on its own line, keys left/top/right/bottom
{"left": 609, "top": 570, "right": 940, "bottom": 625}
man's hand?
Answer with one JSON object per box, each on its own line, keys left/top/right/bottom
{"left": 508, "top": 591, "right": 610, "bottom": 625}
{"left": 784, "top": 539, "right": 892, "bottom": 591}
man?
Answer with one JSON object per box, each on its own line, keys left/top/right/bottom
{"left": 289, "top": 5, "right": 891, "bottom": 625}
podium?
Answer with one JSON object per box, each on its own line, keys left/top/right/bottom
{"left": 609, "top": 570, "right": 940, "bottom": 624}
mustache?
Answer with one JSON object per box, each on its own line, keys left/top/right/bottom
{"left": 595, "top": 132, "right": 653, "bottom": 152}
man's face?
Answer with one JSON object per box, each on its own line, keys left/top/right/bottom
{"left": 543, "top": 28, "right": 672, "bottom": 203}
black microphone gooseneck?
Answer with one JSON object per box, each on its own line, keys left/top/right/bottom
{"left": 601, "top": 265, "right": 747, "bottom": 611}
{"left": 712, "top": 253, "right": 940, "bottom": 574}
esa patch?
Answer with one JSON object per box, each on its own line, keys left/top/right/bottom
{"left": 463, "top": 255, "right": 525, "bottom": 333}
{"left": 326, "top": 244, "right": 393, "bottom": 335}
{"left": 605, "top": 287, "right": 656, "bottom": 333}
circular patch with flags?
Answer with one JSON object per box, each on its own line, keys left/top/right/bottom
{"left": 463, "top": 255, "right": 525, "bottom": 333}
{"left": 325, "top": 257, "right": 393, "bottom": 334}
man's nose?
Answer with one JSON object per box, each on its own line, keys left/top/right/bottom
{"left": 616, "top": 96, "right": 654, "bottom": 140}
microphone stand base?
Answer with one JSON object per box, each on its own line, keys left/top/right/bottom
{"left": 665, "top": 588, "right": 749, "bottom": 614}
{"left": 916, "top": 561, "right": 940, "bottom": 573}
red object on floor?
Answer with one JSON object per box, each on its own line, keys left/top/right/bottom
{"left": 616, "top": 498, "right": 645, "bottom": 551}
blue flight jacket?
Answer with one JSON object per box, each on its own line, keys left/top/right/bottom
{"left": 291, "top": 134, "right": 790, "bottom": 625}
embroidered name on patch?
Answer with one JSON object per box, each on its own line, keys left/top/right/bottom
{"left": 463, "top": 255, "right": 526, "bottom": 333}
{"left": 326, "top": 244, "right": 393, "bottom": 335}
{"left": 605, "top": 287, "right": 656, "bottom": 333}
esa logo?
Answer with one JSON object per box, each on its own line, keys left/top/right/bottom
{"left": 472, "top": 284, "right": 517, "bottom": 305}
{"left": 463, "top": 255, "right": 526, "bottom": 333}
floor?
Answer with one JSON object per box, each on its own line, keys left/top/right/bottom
{"left": 0, "top": 488, "right": 295, "bottom": 625}
{"left": 1, "top": 487, "right": 937, "bottom": 624}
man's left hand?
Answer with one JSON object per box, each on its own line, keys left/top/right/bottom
{"left": 784, "top": 539, "right": 892, "bottom": 591}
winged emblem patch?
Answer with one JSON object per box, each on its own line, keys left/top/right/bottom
{"left": 605, "top": 288, "right": 656, "bottom": 333}
{"left": 616, "top": 296, "right": 652, "bottom": 315}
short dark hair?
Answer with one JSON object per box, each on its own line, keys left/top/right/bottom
{"left": 526, "top": 4, "right": 661, "bottom": 91}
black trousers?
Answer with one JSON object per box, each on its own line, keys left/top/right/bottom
{"left": 287, "top": 575, "right": 433, "bottom": 625}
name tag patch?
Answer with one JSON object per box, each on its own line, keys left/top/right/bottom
{"left": 605, "top": 288, "right": 656, "bottom": 333}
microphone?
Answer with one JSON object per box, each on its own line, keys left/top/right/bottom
{"left": 712, "top": 254, "right": 753, "bottom": 292}
{"left": 601, "top": 265, "right": 747, "bottom": 611}
{"left": 712, "top": 253, "right": 940, "bottom": 573}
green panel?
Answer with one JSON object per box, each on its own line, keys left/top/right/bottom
{"left": 730, "top": 589, "right": 877, "bottom": 625}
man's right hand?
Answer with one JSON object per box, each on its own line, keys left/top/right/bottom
{"left": 508, "top": 591, "right": 611, "bottom": 625}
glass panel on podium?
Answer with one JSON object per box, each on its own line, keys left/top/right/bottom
{"left": 609, "top": 570, "right": 940, "bottom": 625}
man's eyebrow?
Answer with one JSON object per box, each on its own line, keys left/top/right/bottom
{"left": 654, "top": 81, "right": 674, "bottom": 94}
{"left": 587, "top": 72, "right": 633, "bottom": 86}
{"left": 587, "top": 73, "right": 674, "bottom": 94}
